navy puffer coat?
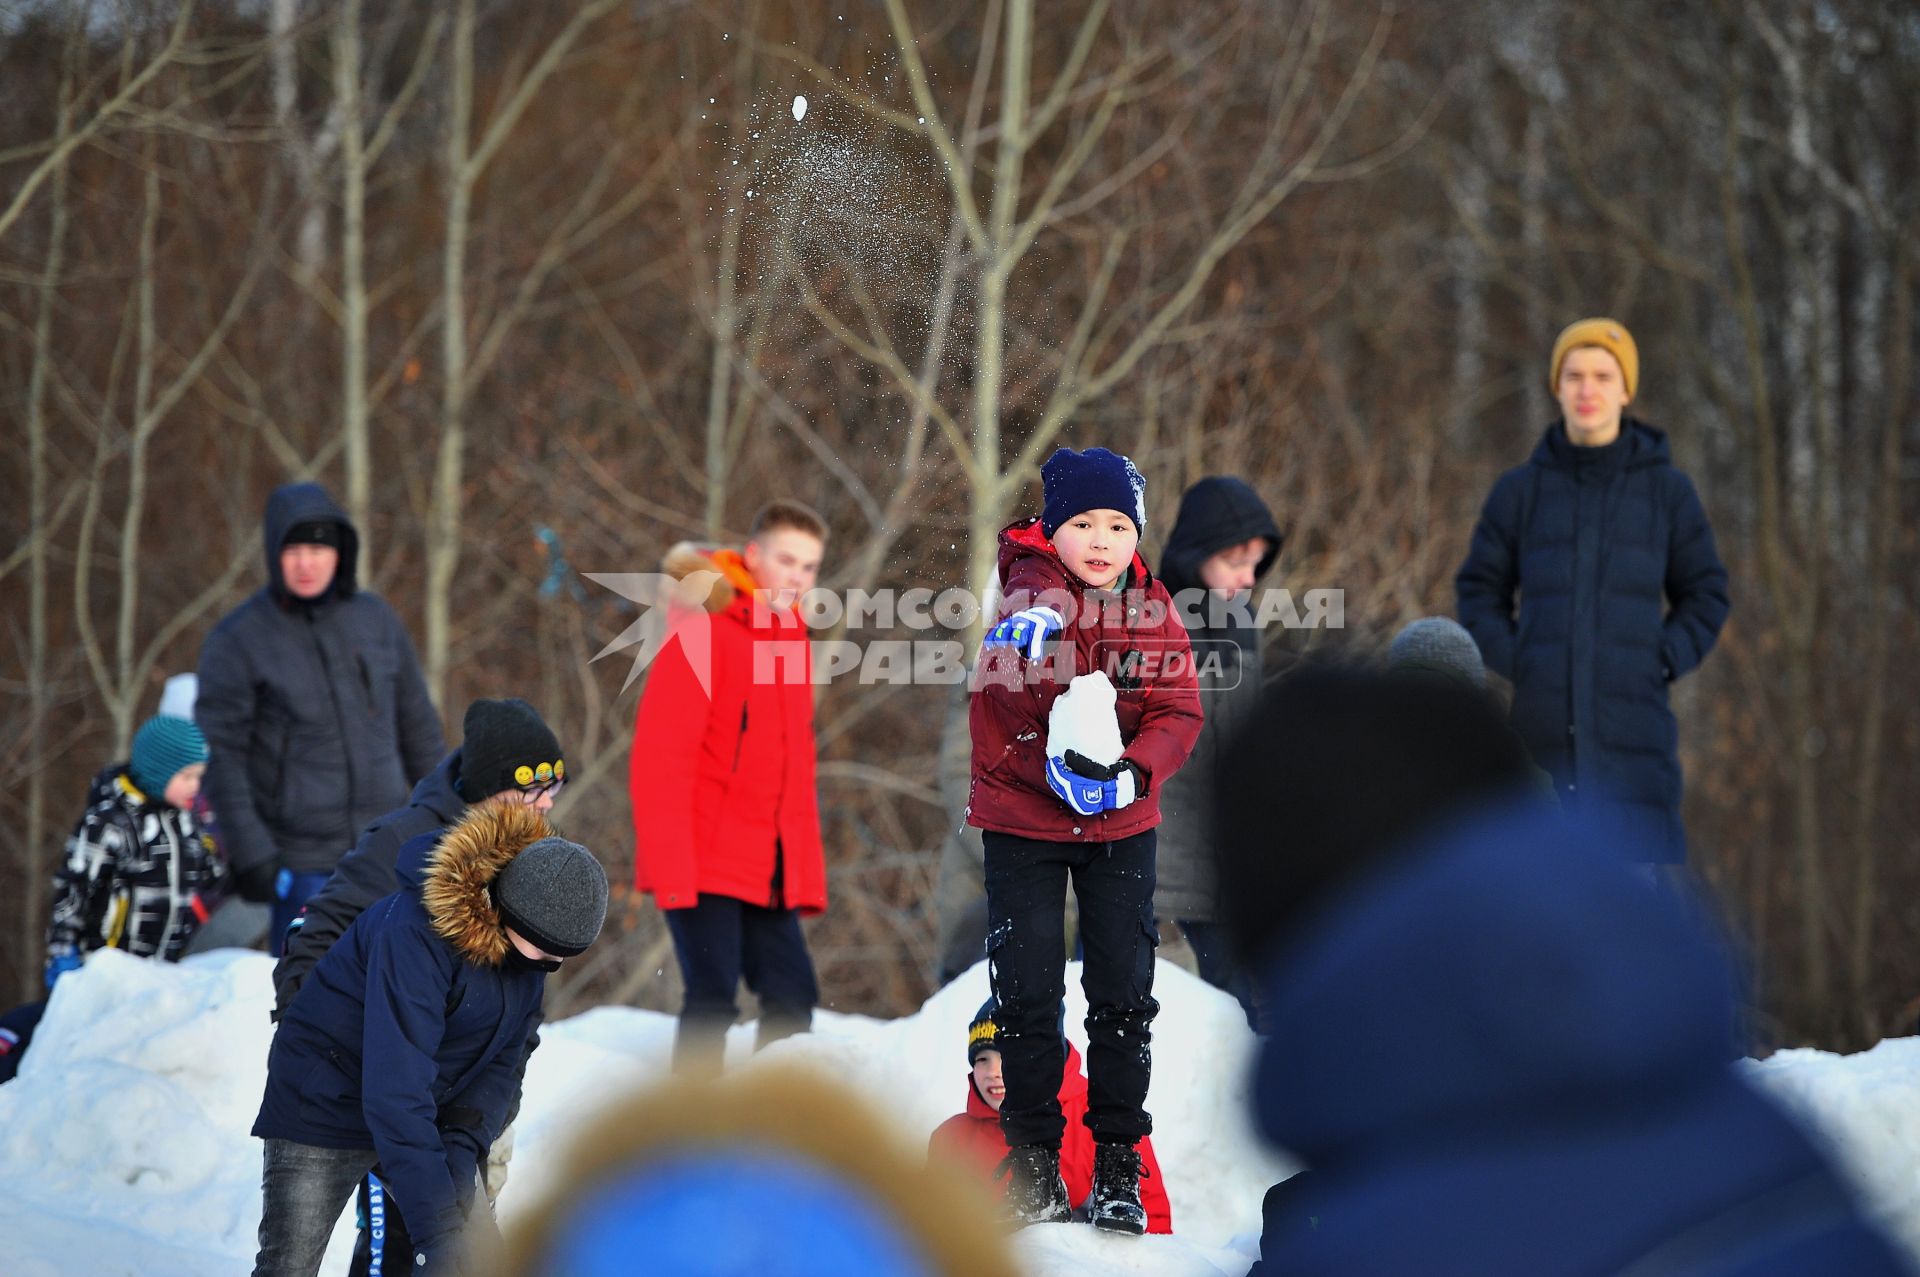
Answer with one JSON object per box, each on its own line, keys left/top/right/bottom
{"left": 255, "top": 801, "right": 550, "bottom": 1256}
{"left": 1455, "top": 421, "right": 1728, "bottom": 862}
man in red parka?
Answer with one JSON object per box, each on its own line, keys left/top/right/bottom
{"left": 631, "top": 500, "right": 829, "bottom": 1074}
{"left": 929, "top": 999, "right": 1173, "bottom": 1234}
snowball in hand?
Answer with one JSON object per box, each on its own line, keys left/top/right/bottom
{"left": 792, "top": 94, "right": 808, "bottom": 121}
{"left": 1048, "top": 672, "right": 1124, "bottom": 768}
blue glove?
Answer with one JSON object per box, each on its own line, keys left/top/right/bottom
{"left": 1045, "top": 752, "right": 1139, "bottom": 816}
{"left": 45, "top": 952, "right": 82, "bottom": 991}
{"left": 983, "top": 606, "right": 1065, "bottom": 661}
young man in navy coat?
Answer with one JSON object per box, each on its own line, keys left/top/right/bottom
{"left": 1456, "top": 318, "right": 1730, "bottom": 864}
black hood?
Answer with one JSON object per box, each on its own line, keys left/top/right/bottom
{"left": 263, "top": 481, "right": 358, "bottom": 604}
{"left": 1531, "top": 417, "right": 1672, "bottom": 474}
{"left": 1158, "top": 476, "right": 1283, "bottom": 597}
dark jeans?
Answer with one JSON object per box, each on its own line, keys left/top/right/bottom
{"left": 0, "top": 1000, "right": 47, "bottom": 1084}
{"left": 983, "top": 829, "right": 1159, "bottom": 1150}
{"left": 271, "top": 870, "right": 333, "bottom": 959}
{"left": 348, "top": 1172, "right": 413, "bottom": 1277}
{"left": 665, "top": 893, "right": 819, "bottom": 1074}
{"left": 253, "top": 1139, "right": 377, "bottom": 1277}
{"left": 1177, "top": 918, "right": 1260, "bottom": 1032}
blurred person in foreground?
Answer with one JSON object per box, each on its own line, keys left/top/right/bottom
{"left": 1215, "top": 665, "right": 1910, "bottom": 1277}
{"left": 493, "top": 1068, "right": 1019, "bottom": 1277}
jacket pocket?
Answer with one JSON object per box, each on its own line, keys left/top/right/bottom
{"left": 295, "top": 1047, "right": 361, "bottom": 1123}
{"left": 248, "top": 716, "right": 291, "bottom": 822}
{"left": 1130, "top": 915, "right": 1161, "bottom": 1005}
{"left": 730, "top": 704, "right": 749, "bottom": 773}
{"left": 355, "top": 646, "right": 400, "bottom": 733}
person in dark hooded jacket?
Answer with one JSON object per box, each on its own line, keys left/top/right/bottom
{"left": 1455, "top": 319, "right": 1729, "bottom": 863}
{"left": 1215, "top": 668, "right": 1909, "bottom": 1277}
{"left": 197, "top": 482, "right": 444, "bottom": 953}
{"left": 1154, "top": 476, "right": 1280, "bottom": 1027}
{"left": 252, "top": 801, "right": 608, "bottom": 1277}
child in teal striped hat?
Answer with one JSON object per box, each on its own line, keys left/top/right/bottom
{"left": 44, "top": 714, "right": 227, "bottom": 986}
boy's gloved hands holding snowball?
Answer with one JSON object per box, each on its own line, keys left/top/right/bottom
{"left": 982, "top": 614, "right": 1144, "bottom": 815}
{"left": 1043, "top": 673, "right": 1144, "bottom": 816}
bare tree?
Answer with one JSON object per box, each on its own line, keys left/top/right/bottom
{"left": 425, "top": 0, "right": 633, "bottom": 704}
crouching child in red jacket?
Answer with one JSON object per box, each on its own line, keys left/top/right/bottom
{"left": 968, "top": 446, "right": 1203, "bottom": 1233}
{"left": 929, "top": 999, "right": 1172, "bottom": 1233}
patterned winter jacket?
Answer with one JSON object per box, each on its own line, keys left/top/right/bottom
{"left": 45, "top": 765, "right": 227, "bottom": 972}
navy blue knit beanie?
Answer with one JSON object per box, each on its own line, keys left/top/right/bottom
{"left": 129, "top": 715, "right": 208, "bottom": 799}
{"left": 1040, "top": 447, "right": 1146, "bottom": 538}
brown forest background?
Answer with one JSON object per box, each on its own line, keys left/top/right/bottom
{"left": 1, "top": 0, "right": 1915, "bottom": 1048}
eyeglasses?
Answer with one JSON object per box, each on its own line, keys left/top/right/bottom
{"left": 515, "top": 778, "right": 565, "bottom": 803}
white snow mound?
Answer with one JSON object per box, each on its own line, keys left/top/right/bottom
{"left": 3, "top": 949, "right": 1919, "bottom": 1274}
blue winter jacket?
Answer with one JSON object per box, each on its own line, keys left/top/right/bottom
{"left": 1456, "top": 420, "right": 1729, "bottom": 861}
{"left": 254, "top": 801, "right": 551, "bottom": 1254}
{"left": 1246, "top": 803, "right": 1911, "bottom": 1277}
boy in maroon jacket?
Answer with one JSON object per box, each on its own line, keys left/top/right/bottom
{"left": 967, "top": 446, "right": 1202, "bottom": 1233}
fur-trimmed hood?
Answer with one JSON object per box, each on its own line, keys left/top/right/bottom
{"left": 661, "top": 541, "right": 759, "bottom": 615}
{"left": 416, "top": 799, "right": 553, "bottom": 967}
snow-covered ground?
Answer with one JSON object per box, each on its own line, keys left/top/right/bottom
{"left": 3, "top": 948, "right": 1918, "bottom": 1276}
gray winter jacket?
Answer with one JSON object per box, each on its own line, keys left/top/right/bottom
{"left": 1153, "top": 478, "right": 1282, "bottom": 923}
{"left": 196, "top": 483, "right": 443, "bottom": 880}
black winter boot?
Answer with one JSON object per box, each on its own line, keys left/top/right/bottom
{"left": 995, "top": 1143, "right": 1071, "bottom": 1225}
{"left": 1089, "top": 1142, "right": 1147, "bottom": 1234}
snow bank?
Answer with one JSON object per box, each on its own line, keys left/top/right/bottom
{"left": 4, "top": 948, "right": 1918, "bottom": 1275}
{"left": 1743, "top": 1038, "right": 1920, "bottom": 1252}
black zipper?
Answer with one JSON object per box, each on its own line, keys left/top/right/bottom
{"left": 308, "top": 611, "right": 357, "bottom": 826}
{"left": 730, "top": 704, "right": 748, "bottom": 772}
